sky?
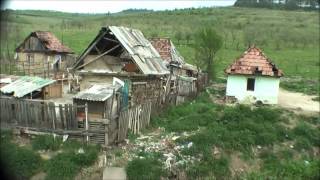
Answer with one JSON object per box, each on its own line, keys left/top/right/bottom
{"left": 3, "top": 0, "right": 236, "bottom": 13}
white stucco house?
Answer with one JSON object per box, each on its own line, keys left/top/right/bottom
{"left": 225, "top": 46, "right": 283, "bottom": 104}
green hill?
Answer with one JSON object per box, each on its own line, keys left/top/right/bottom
{"left": 1, "top": 7, "right": 319, "bottom": 94}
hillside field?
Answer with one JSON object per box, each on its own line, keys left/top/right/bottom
{"left": 1, "top": 7, "right": 319, "bottom": 95}
{"left": 0, "top": 7, "right": 319, "bottom": 179}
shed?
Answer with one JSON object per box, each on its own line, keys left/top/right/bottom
{"left": 15, "top": 31, "right": 75, "bottom": 79}
{"left": 0, "top": 76, "right": 60, "bottom": 99}
{"left": 73, "top": 84, "right": 122, "bottom": 120}
{"left": 225, "top": 46, "right": 283, "bottom": 104}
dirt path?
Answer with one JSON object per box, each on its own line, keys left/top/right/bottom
{"left": 278, "top": 88, "right": 319, "bottom": 114}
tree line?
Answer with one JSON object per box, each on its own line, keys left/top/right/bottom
{"left": 234, "top": 0, "right": 319, "bottom": 10}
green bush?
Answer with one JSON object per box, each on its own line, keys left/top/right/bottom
{"left": 31, "top": 135, "right": 62, "bottom": 151}
{"left": 45, "top": 153, "right": 80, "bottom": 180}
{"left": 0, "top": 140, "right": 42, "bottom": 179}
{"left": 126, "top": 157, "right": 165, "bottom": 180}
{"left": 293, "top": 122, "right": 320, "bottom": 146}
{"left": 45, "top": 141, "right": 100, "bottom": 180}
{"left": 70, "top": 145, "right": 100, "bottom": 166}
{"left": 187, "top": 156, "right": 230, "bottom": 179}
{"left": 294, "top": 137, "right": 312, "bottom": 151}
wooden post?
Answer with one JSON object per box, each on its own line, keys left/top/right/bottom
{"left": 109, "top": 89, "right": 115, "bottom": 120}
{"left": 85, "top": 103, "right": 89, "bottom": 143}
{"left": 59, "top": 104, "right": 65, "bottom": 129}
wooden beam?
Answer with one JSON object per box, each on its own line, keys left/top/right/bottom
{"left": 103, "top": 37, "right": 119, "bottom": 43}
{"left": 76, "top": 44, "right": 120, "bottom": 70}
{"left": 94, "top": 45, "right": 102, "bottom": 54}
{"left": 72, "top": 31, "right": 107, "bottom": 69}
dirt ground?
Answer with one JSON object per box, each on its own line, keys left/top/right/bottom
{"left": 278, "top": 88, "right": 319, "bottom": 114}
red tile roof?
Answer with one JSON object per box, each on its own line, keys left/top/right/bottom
{"left": 149, "top": 38, "right": 172, "bottom": 63}
{"left": 34, "top": 31, "right": 73, "bottom": 53}
{"left": 16, "top": 31, "right": 73, "bottom": 53}
{"left": 225, "top": 47, "right": 283, "bottom": 77}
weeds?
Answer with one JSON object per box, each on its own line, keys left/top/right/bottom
{"left": 45, "top": 140, "right": 100, "bottom": 180}
{"left": 126, "top": 156, "right": 165, "bottom": 180}
{"left": 31, "top": 135, "right": 62, "bottom": 151}
{"left": 0, "top": 135, "right": 42, "bottom": 179}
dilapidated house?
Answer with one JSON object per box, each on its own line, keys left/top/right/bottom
{"left": 72, "top": 26, "right": 169, "bottom": 107}
{"left": 225, "top": 46, "right": 283, "bottom": 104}
{"left": 150, "top": 38, "right": 199, "bottom": 104}
{"left": 15, "top": 31, "right": 75, "bottom": 79}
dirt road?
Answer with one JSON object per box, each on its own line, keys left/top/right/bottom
{"left": 278, "top": 88, "right": 319, "bottom": 114}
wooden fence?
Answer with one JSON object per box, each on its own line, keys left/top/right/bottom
{"left": 0, "top": 98, "right": 109, "bottom": 146}
{"left": 118, "top": 101, "right": 152, "bottom": 141}
{"left": 0, "top": 98, "right": 78, "bottom": 130}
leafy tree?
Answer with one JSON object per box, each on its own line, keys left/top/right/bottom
{"left": 175, "top": 31, "right": 183, "bottom": 44}
{"left": 185, "top": 32, "right": 192, "bottom": 44}
{"left": 193, "top": 27, "right": 222, "bottom": 80}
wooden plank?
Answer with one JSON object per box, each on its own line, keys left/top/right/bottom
{"left": 0, "top": 100, "right": 3, "bottom": 123}
{"left": 73, "top": 104, "right": 78, "bottom": 129}
{"left": 16, "top": 101, "right": 21, "bottom": 126}
{"left": 69, "top": 104, "right": 74, "bottom": 129}
{"left": 43, "top": 103, "right": 49, "bottom": 128}
{"left": 64, "top": 104, "right": 69, "bottom": 129}
{"left": 49, "top": 102, "right": 56, "bottom": 129}
{"left": 7, "top": 100, "right": 12, "bottom": 124}
{"left": 23, "top": 101, "right": 29, "bottom": 127}
{"left": 34, "top": 102, "right": 40, "bottom": 128}
{"left": 59, "top": 104, "right": 65, "bottom": 129}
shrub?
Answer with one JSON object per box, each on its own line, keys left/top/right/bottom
{"left": 293, "top": 122, "right": 320, "bottom": 146}
{"left": 294, "top": 137, "right": 312, "bottom": 151}
{"left": 126, "top": 157, "right": 165, "bottom": 180}
{"left": 45, "top": 141, "right": 100, "bottom": 180}
{"left": 31, "top": 135, "right": 62, "bottom": 151}
{"left": 0, "top": 140, "right": 42, "bottom": 179}
{"left": 70, "top": 145, "right": 100, "bottom": 166}
{"left": 45, "top": 153, "right": 80, "bottom": 180}
{"left": 187, "top": 156, "right": 230, "bottom": 179}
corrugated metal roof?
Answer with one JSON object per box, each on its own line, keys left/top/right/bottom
{"left": 225, "top": 46, "right": 283, "bottom": 77}
{"left": 73, "top": 84, "right": 121, "bottom": 102}
{"left": 109, "top": 26, "right": 169, "bottom": 75}
{"left": 73, "top": 26, "right": 169, "bottom": 75}
{"left": 0, "top": 76, "right": 56, "bottom": 98}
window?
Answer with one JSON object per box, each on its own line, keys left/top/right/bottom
{"left": 247, "top": 78, "right": 255, "bottom": 91}
{"left": 26, "top": 54, "right": 34, "bottom": 64}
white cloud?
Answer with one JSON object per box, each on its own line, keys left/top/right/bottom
{"left": 3, "top": 0, "right": 236, "bottom": 13}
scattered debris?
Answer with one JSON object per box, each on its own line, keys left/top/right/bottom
{"left": 63, "top": 134, "right": 69, "bottom": 142}
{"left": 78, "top": 148, "right": 84, "bottom": 154}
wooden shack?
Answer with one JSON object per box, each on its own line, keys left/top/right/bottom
{"left": 15, "top": 31, "right": 75, "bottom": 79}
{"left": 0, "top": 76, "right": 60, "bottom": 100}
{"left": 73, "top": 84, "right": 121, "bottom": 120}
{"left": 150, "top": 38, "right": 199, "bottom": 104}
{"left": 72, "top": 26, "right": 169, "bottom": 107}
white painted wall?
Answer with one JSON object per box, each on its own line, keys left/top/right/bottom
{"left": 226, "top": 75, "right": 280, "bottom": 104}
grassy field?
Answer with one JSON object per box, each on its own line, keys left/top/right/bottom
{"left": 126, "top": 89, "right": 320, "bottom": 179}
{"left": 1, "top": 7, "right": 319, "bottom": 84}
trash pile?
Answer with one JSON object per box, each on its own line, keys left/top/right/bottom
{"left": 120, "top": 128, "right": 201, "bottom": 172}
